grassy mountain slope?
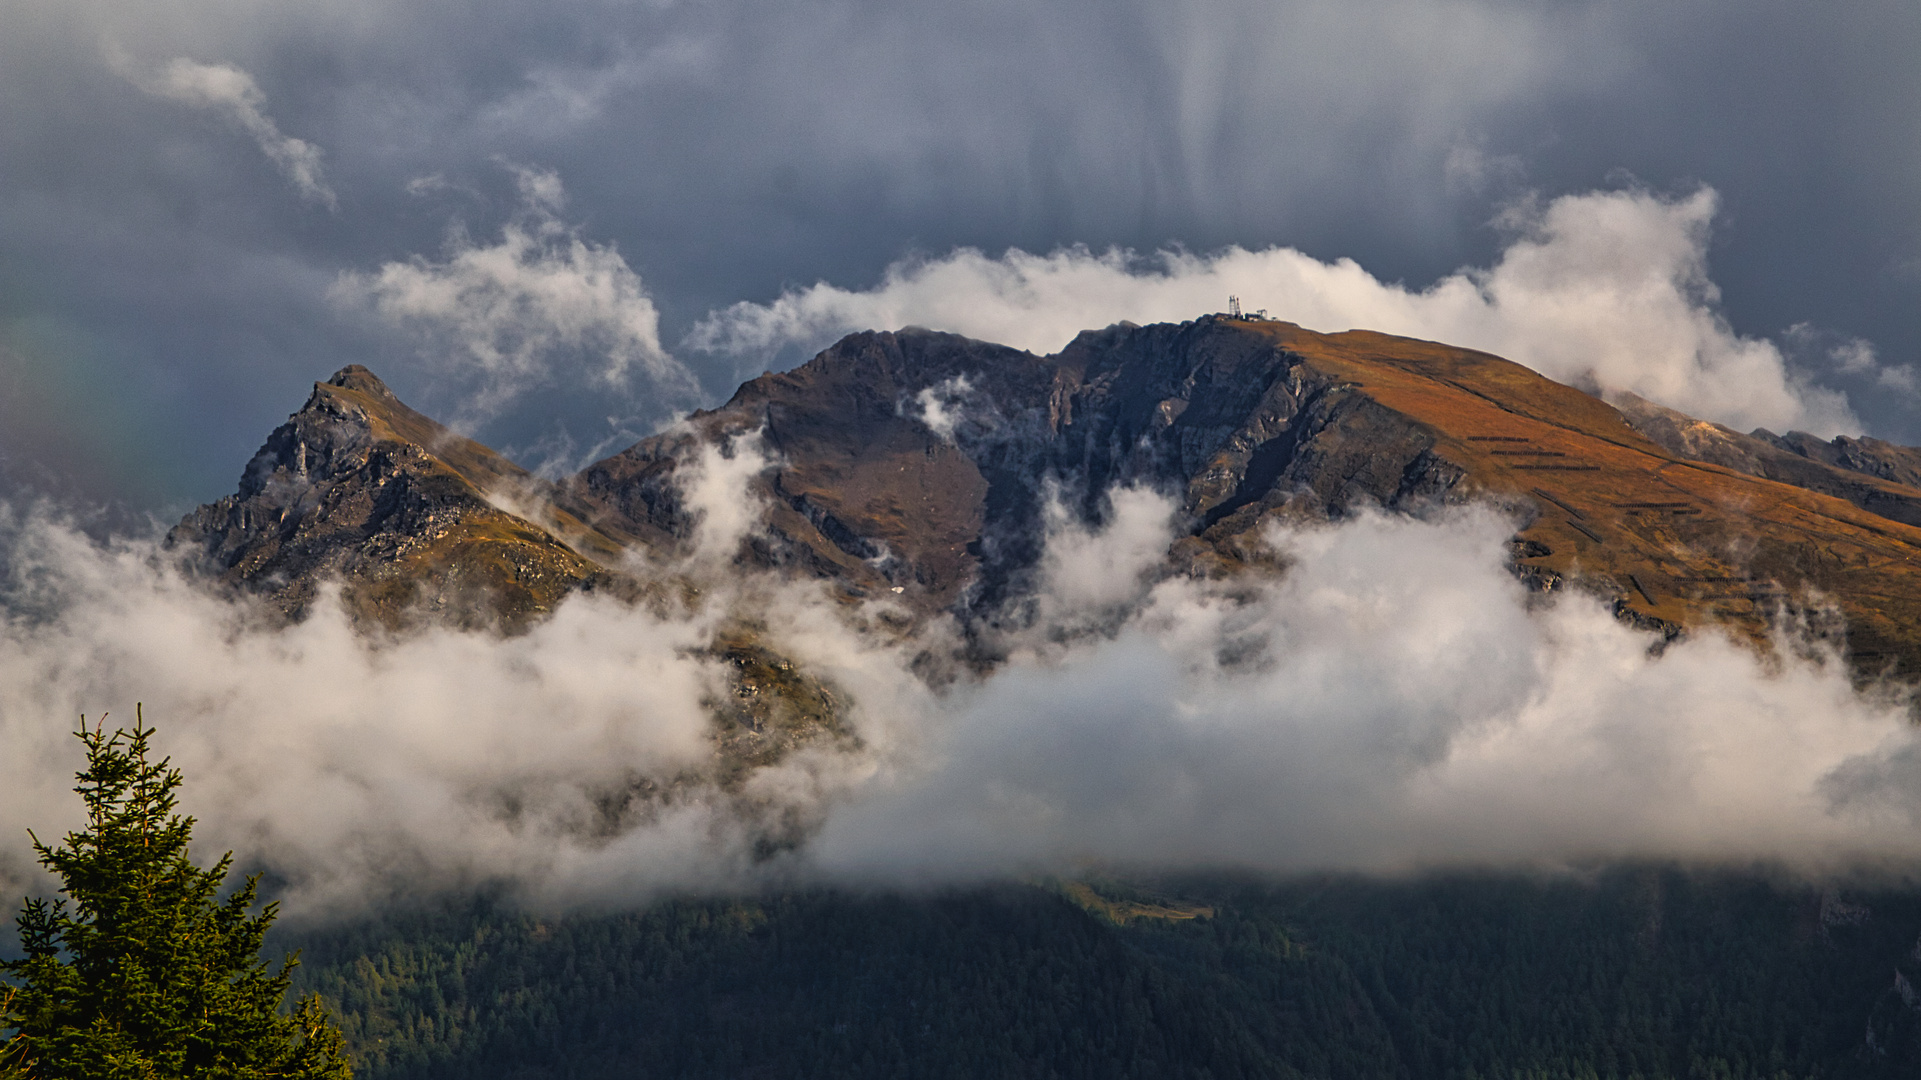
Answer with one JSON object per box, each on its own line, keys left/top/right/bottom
{"left": 1252, "top": 322, "right": 1921, "bottom": 677}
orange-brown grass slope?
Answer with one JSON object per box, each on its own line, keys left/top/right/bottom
{"left": 1243, "top": 321, "right": 1921, "bottom": 679}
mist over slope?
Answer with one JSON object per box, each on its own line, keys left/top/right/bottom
{"left": 7, "top": 317, "right": 1921, "bottom": 914}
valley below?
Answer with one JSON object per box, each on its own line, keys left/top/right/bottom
{"left": 281, "top": 869, "right": 1921, "bottom": 1079}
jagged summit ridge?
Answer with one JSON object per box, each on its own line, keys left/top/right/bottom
{"left": 558, "top": 315, "right": 1921, "bottom": 676}
{"left": 169, "top": 366, "right": 857, "bottom": 838}
{"left": 325, "top": 363, "right": 399, "bottom": 401}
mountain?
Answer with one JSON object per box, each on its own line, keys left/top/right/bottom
{"left": 567, "top": 315, "right": 1921, "bottom": 678}
{"left": 177, "top": 317, "right": 1921, "bottom": 683}
{"left": 167, "top": 365, "right": 853, "bottom": 841}
{"left": 168, "top": 365, "right": 620, "bottom": 631}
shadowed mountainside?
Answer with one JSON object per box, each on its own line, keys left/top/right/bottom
{"left": 564, "top": 316, "right": 1921, "bottom": 680}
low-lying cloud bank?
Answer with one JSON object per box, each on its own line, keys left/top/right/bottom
{"left": 691, "top": 187, "right": 1865, "bottom": 438}
{"left": 815, "top": 501, "right": 1920, "bottom": 879}
{"left": 4, "top": 464, "right": 1921, "bottom": 915}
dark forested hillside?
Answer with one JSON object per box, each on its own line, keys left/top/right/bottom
{"left": 286, "top": 871, "right": 1921, "bottom": 1080}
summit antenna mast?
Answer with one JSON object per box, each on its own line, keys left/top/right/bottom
{"left": 1227, "top": 295, "right": 1242, "bottom": 319}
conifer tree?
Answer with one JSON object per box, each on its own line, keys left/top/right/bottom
{"left": 0, "top": 989, "right": 28, "bottom": 1079}
{"left": 0, "top": 708, "right": 352, "bottom": 1079}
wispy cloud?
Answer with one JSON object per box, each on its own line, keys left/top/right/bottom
{"left": 814, "top": 498, "right": 1921, "bottom": 879}
{"left": 331, "top": 165, "right": 700, "bottom": 426}
{"left": 1784, "top": 322, "right": 1921, "bottom": 407}
{"left": 126, "top": 55, "right": 337, "bottom": 209}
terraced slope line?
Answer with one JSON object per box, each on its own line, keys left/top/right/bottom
{"left": 1253, "top": 322, "right": 1921, "bottom": 675}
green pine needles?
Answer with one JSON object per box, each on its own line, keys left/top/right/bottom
{"left": 0, "top": 708, "right": 352, "bottom": 1079}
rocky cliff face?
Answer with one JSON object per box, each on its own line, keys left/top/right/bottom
{"left": 554, "top": 317, "right": 1921, "bottom": 679}
{"left": 560, "top": 320, "right": 1480, "bottom": 628}
{"left": 1762, "top": 429, "right": 1921, "bottom": 489}
{"left": 168, "top": 366, "right": 619, "bottom": 630}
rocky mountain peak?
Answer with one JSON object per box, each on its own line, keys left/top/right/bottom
{"left": 169, "top": 370, "right": 856, "bottom": 844}
{"left": 162, "top": 320, "right": 1921, "bottom": 861}
{"left": 325, "top": 363, "right": 399, "bottom": 402}
{"left": 169, "top": 368, "right": 603, "bottom": 630}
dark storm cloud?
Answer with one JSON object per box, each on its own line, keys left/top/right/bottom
{"left": 0, "top": 0, "right": 1917, "bottom": 507}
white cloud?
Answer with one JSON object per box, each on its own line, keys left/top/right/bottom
{"left": 691, "top": 187, "right": 1860, "bottom": 438}
{"left": 132, "top": 56, "right": 337, "bottom": 209}
{"left": 908, "top": 375, "right": 972, "bottom": 442}
{"left": 1785, "top": 323, "right": 1919, "bottom": 405}
{"left": 1019, "top": 485, "right": 1178, "bottom": 642}
{"left": 331, "top": 166, "right": 700, "bottom": 423}
{"left": 0, "top": 508, "right": 726, "bottom": 911}
{"left": 7, "top": 476, "right": 1921, "bottom": 911}
{"left": 1831, "top": 337, "right": 1879, "bottom": 376}
{"left": 813, "top": 501, "right": 1921, "bottom": 879}
{"left": 679, "top": 428, "right": 776, "bottom": 566}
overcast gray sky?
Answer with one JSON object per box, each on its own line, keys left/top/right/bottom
{"left": 3, "top": 0, "right": 1918, "bottom": 511}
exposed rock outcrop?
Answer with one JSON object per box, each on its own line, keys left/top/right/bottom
{"left": 168, "top": 366, "right": 614, "bottom": 631}
{"left": 168, "top": 366, "right": 850, "bottom": 847}
{"left": 560, "top": 317, "right": 1921, "bottom": 680}
{"left": 561, "top": 319, "right": 1484, "bottom": 625}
